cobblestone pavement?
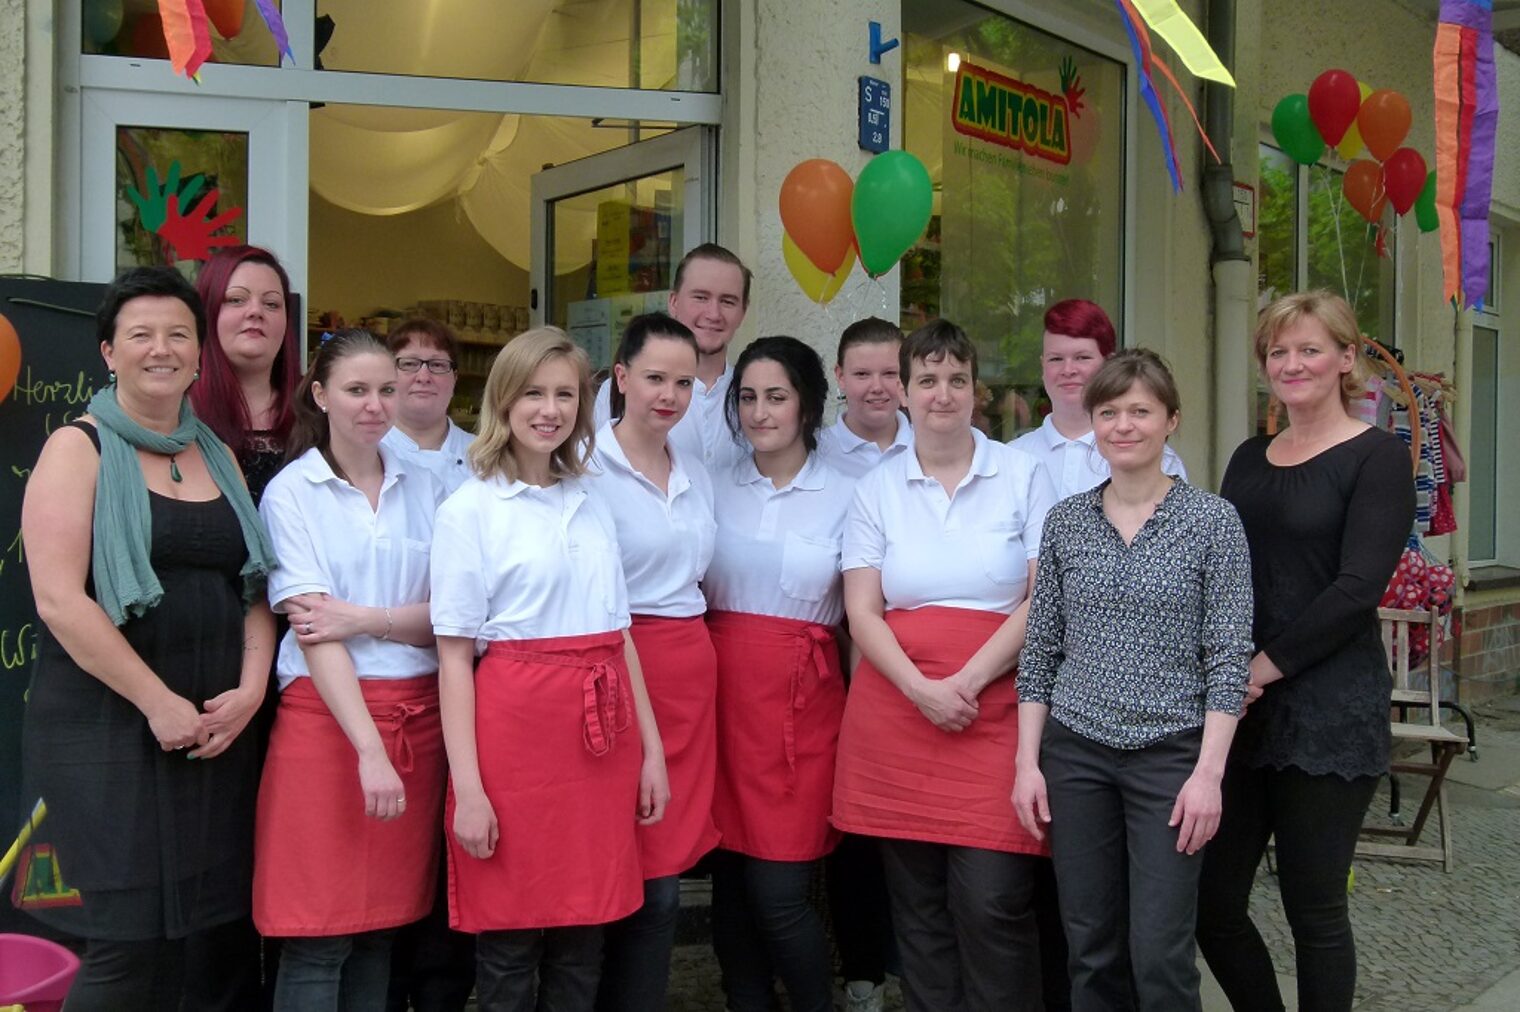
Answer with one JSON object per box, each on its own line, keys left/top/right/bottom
{"left": 665, "top": 707, "right": 1520, "bottom": 1010}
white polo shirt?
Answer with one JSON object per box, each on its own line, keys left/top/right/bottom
{"left": 431, "top": 473, "right": 630, "bottom": 653}
{"left": 703, "top": 453, "right": 854, "bottom": 627}
{"left": 260, "top": 446, "right": 444, "bottom": 687}
{"left": 1009, "top": 415, "right": 1188, "bottom": 501}
{"left": 815, "top": 413, "right": 913, "bottom": 481}
{"left": 594, "top": 365, "right": 749, "bottom": 473}
{"left": 382, "top": 420, "right": 476, "bottom": 495}
{"left": 588, "top": 421, "right": 715, "bottom": 618}
{"left": 843, "top": 428, "right": 1055, "bottom": 614}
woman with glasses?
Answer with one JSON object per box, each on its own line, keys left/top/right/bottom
{"left": 382, "top": 318, "right": 476, "bottom": 496}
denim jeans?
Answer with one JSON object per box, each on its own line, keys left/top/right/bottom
{"left": 595, "top": 875, "right": 681, "bottom": 1011}
{"left": 475, "top": 925, "right": 604, "bottom": 1012}
{"left": 710, "top": 850, "right": 833, "bottom": 1012}
{"left": 63, "top": 936, "right": 186, "bottom": 1012}
{"left": 272, "top": 929, "right": 397, "bottom": 1012}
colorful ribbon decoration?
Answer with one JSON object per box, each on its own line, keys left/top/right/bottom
{"left": 157, "top": 0, "right": 212, "bottom": 79}
{"left": 1114, "top": 0, "right": 1224, "bottom": 193}
{"left": 253, "top": 0, "right": 295, "bottom": 65}
{"left": 1130, "top": 0, "right": 1236, "bottom": 86}
{"left": 1434, "top": 0, "right": 1498, "bottom": 307}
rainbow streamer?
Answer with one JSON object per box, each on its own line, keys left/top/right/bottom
{"left": 157, "top": 0, "right": 212, "bottom": 80}
{"left": 1116, "top": 0, "right": 1223, "bottom": 193}
{"left": 254, "top": 0, "right": 295, "bottom": 65}
{"left": 1435, "top": 0, "right": 1497, "bottom": 307}
{"left": 1131, "top": 0, "right": 1236, "bottom": 86}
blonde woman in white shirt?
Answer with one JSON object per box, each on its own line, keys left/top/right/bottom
{"left": 254, "top": 329, "right": 447, "bottom": 1011}
{"left": 832, "top": 320, "right": 1057, "bottom": 1012}
{"left": 431, "top": 328, "right": 669, "bottom": 1011}
{"left": 705, "top": 336, "right": 853, "bottom": 1012}
{"left": 589, "top": 313, "right": 720, "bottom": 1012}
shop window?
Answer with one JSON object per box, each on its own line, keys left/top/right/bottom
{"left": 83, "top": 0, "right": 287, "bottom": 67}
{"left": 1470, "top": 319, "right": 1499, "bottom": 564}
{"left": 315, "top": 0, "right": 718, "bottom": 93}
{"left": 1256, "top": 143, "right": 1395, "bottom": 341}
{"left": 116, "top": 126, "right": 249, "bottom": 275}
{"left": 903, "top": 0, "right": 1126, "bottom": 441}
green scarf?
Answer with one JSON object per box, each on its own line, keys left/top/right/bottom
{"left": 87, "top": 385, "right": 278, "bottom": 626}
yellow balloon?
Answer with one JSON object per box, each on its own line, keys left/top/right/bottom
{"left": 1337, "top": 82, "right": 1375, "bottom": 160}
{"left": 783, "top": 231, "right": 855, "bottom": 304}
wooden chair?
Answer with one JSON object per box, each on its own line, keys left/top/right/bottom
{"left": 1356, "top": 607, "right": 1468, "bottom": 871}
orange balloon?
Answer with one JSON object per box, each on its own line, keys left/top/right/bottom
{"left": 0, "top": 313, "right": 21, "bottom": 406}
{"left": 779, "top": 159, "right": 855, "bottom": 274}
{"left": 1343, "top": 159, "right": 1388, "bottom": 223}
{"left": 1356, "top": 89, "right": 1411, "bottom": 163}
{"left": 206, "top": 0, "right": 246, "bottom": 39}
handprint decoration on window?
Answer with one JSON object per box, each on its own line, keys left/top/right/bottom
{"left": 116, "top": 126, "right": 248, "bottom": 274}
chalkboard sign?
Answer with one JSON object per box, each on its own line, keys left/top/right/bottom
{"left": 0, "top": 278, "right": 108, "bottom": 932}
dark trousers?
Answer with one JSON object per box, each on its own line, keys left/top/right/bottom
{"left": 1033, "top": 851, "right": 1072, "bottom": 1012}
{"left": 64, "top": 936, "right": 187, "bottom": 1012}
{"left": 272, "top": 929, "right": 398, "bottom": 1012}
{"left": 595, "top": 875, "right": 681, "bottom": 1012}
{"left": 387, "top": 848, "right": 477, "bottom": 1012}
{"left": 1196, "top": 761, "right": 1379, "bottom": 1012}
{"left": 878, "top": 838, "right": 1043, "bottom": 1012}
{"left": 710, "top": 850, "right": 833, "bottom": 1012}
{"left": 182, "top": 918, "right": 269, "bottom": 1011}
{"left": 825, "top": 833, "right": 894, "bottom": 985}
{"left": 1042, "top": 719, "right": 1205, "bottom": 1012}
{"left": 475, "top": 925, "right": 604, "bottom": 1012}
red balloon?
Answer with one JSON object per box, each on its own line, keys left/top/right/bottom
{"left": 1343, "top": 159, "right": 1387, "bottom": 223}
{"left": 1383, "top": 147, "right": 1428, "bottom": 216}
{"left": 1357, "top": 90, "right": 1412, "bottom": 163}
{"left": 206, "top": 0, "right": 246, "bottom": 40}
{"left": 779, "top": 160, "right": 855, "bottom": 274}
{"left": 1308, "top": 70, "right": 1362, "bottom": 146}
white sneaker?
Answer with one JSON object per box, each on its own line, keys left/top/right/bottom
{"left": 843, "top": 980, "right": 885, "bottom": 1012}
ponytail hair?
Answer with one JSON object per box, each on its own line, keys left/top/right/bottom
{"left": 285, "top": 328, "right": 391, "bottom": 480}
{"left": 610, "top": 312, "right": 698, "bottom": 420}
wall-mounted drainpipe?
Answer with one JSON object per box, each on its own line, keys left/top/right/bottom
{"left": 1204, "top": 0, "right": 1252, "bottom": 487}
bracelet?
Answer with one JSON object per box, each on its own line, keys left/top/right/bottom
{"left": 381, "top": 607, "right": 393, "bottom": 641}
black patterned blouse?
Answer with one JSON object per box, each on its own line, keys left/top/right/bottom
{"left": 1017, "top": 479, "right": 1254, "bottom": 750}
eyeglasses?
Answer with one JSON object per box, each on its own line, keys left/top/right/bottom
{"left": 396, "top": 357, "right": 456, "bottom": 375}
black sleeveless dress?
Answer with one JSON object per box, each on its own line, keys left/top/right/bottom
{"left": 17, "top": 424, "right": 259, "bottom": 941}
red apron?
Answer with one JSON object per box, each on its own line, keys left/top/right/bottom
{"left": 708, "top": 610, "right": 846, "bottom": 861}
{"left": 832, "top": 606, "right": 1049, "bottom": 857}
{"left": 629, "top": 614, "right": 721, "bottom": 878}
{"left": 446, "top": 631, "right": 644, "bottom": 932}
{"left": 253, "top": 675, "right": 445, "bottom": 936}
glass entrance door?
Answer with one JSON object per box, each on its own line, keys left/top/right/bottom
{"left": 530, "top": 127, "right": 713, "bottom": 370}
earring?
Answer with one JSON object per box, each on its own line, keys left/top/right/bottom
{"left": 108, "top": 370, "right": 116, "bottom": 384}
{"left": 319, "top": 405, "right": 328, "bottom": 414}
{"left": 193, "top": 369, "right": 201, "bottom": 381}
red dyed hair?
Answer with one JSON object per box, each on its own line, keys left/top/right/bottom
{"left": 191, "top": 246, "right": 301, "bottom": 451}
{"left": 1042, "top": 299, "right": 1117, "bottom": 358}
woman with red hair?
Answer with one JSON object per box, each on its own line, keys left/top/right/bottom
{"left": 192, "top": 246, "right": 303, "bottom": 504}
{"left": 1011, "top": 299, "right": 1186, "bottom": 500}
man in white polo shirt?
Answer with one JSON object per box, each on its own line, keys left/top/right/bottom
{"left": 595, "top": 243, "right": 751, "bottom": 472}
{"left": 1010, "top": 298, "right": 1187, "bottom": 499}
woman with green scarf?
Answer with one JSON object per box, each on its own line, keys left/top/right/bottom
{"left": 17, "top": 265, "right": 278, "bottom": 1010}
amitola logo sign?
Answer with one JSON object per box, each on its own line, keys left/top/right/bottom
{"left": 951, "top": 62, "right": 1072, "bottom": 165}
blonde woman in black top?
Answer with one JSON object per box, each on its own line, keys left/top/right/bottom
{"left": 1196, "top": 291, "right": 1415, "bottom": 1012}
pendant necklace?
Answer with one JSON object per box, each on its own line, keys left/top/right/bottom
{"left": 169, "top": 453, "right": 183, "bottom": 482}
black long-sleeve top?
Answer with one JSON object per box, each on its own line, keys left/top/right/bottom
{"left": 1220, "top": 428, "right": 1415, "bottom": 778}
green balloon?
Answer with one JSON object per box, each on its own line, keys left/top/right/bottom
{"left": 1271, "top": 94, "right": 1325, "bottom": 166}
{"left": 851, "top": 151, "right": 934, "bottom": 277}
{"left": 1415, "top": 170, "right": 1440, "bottom": 233}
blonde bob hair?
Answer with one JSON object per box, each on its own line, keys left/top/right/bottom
{"left": 1253, "top": 290, "right": 1366, "bottom": 408}
{"left": 469, "top": 326, "right": 595, "bottom": 483}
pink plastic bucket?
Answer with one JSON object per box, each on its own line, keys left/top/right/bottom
{"left": 0, "top": 934, "right": 80, "bottom": 1012}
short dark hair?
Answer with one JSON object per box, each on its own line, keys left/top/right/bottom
{"left": 726, "top": 335, "right": 829, "bottom": 453}
{"left": 388, "top": 317, "right": 461, "bottom": 365}
{"left": 610, "top": 312, "right": 699, "bottom": 420}
{"left": 673, "top": 243, "right": 752, "bottom": 307}
{"left": 900, "top": 319, "right": 976, "bottom": 383}
{"left": 836, "top": 317, "right": 903, "bottom": 367}
{"left": 1083, "top": 348, "right": 1181, "bottom": 417}
{"left": 1043, "top": 298, "right": 1117, "bottom": 357}
{"left": 97, "top": 266, "right": 206, "bottom": 347}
